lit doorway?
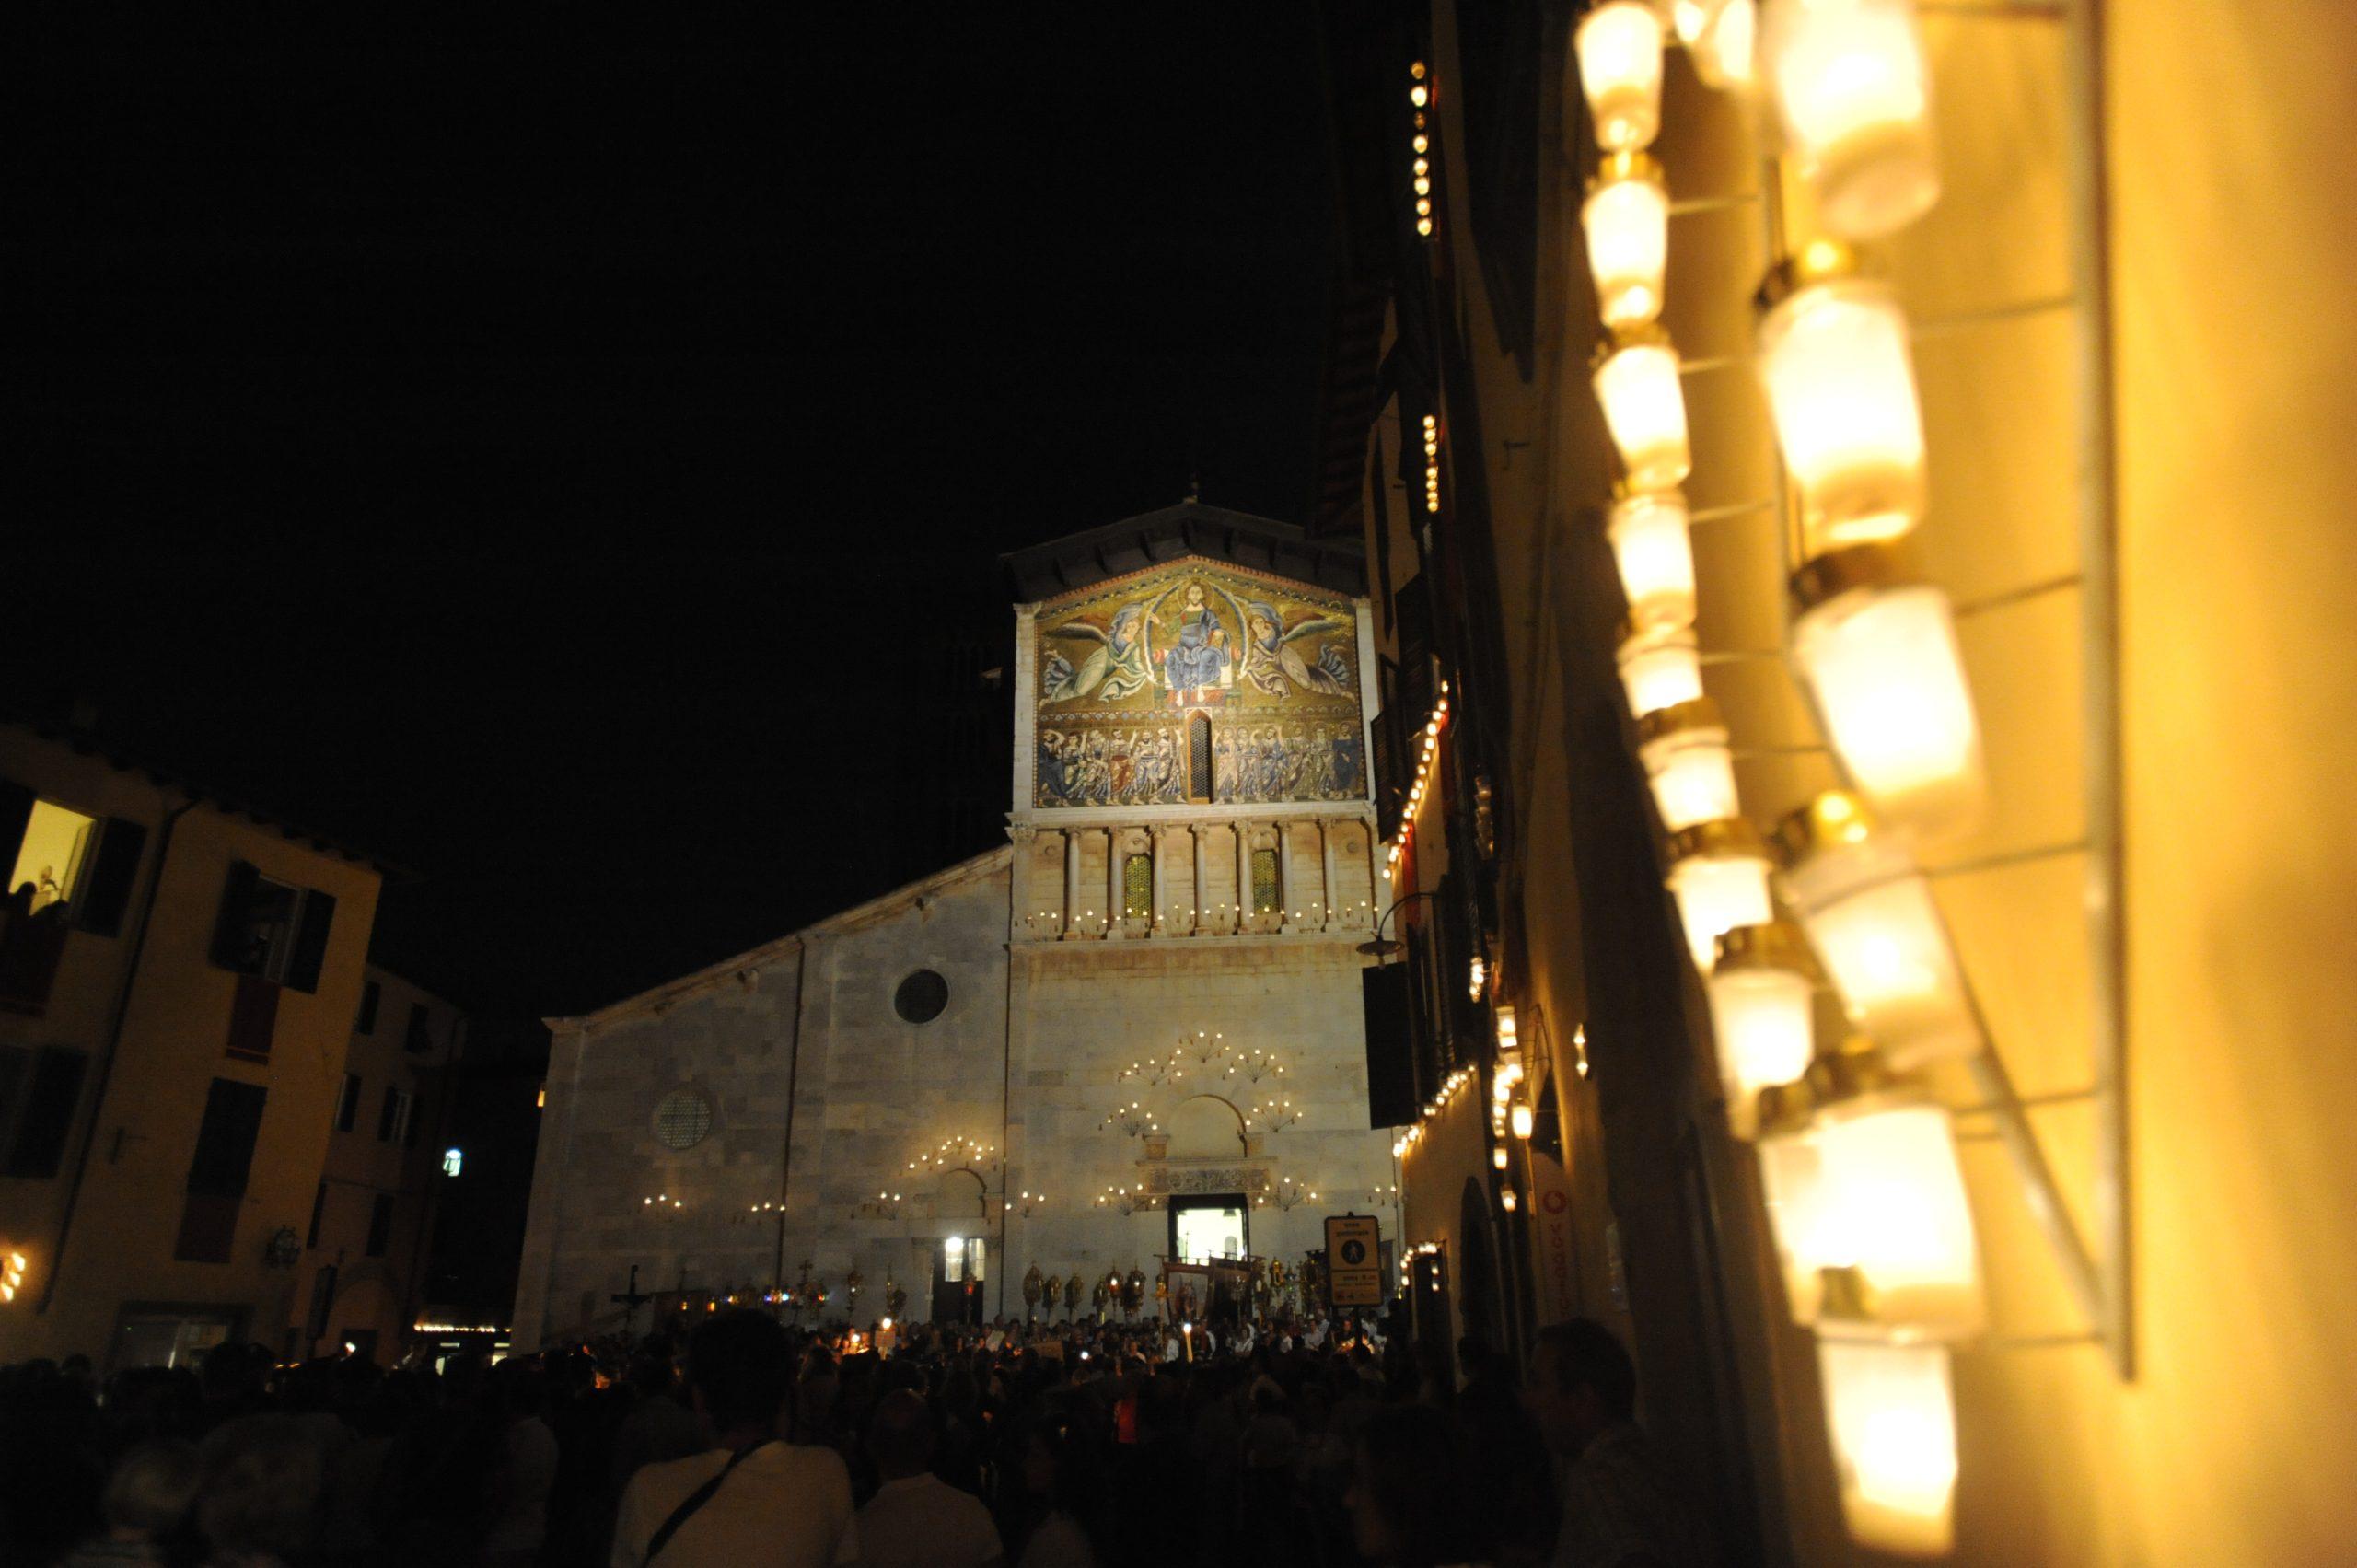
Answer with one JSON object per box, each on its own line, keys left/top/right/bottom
{"left": 1168, "top": 1194, "right": 1248, "bottom": 1263}
{"left": 932, "top": 1236, "right": 986, "bottom": 1325}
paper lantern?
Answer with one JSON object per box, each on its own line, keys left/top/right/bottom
{"left": 1616, "top": 621, "right": 1704, "bottom": 718}
{"left": 1757, "top": 246, "right": 1926, "bottom": 549}
{"left": 1707, "top": 922, "right": 1815, "bottom": 1137}
{"left": 1583, "top": 152, "right": 1669, "bottom": 329}
{"left": 1759, "top": 0, "right": 1939, "bottom": 238}
{"left": 1791, "top": 548, "right": 1985, "bottom": 839}
{"left": 1638, "top": 697, "right": 1738, "bottom": 832}
{"left": 1666, "top": 819, "right": 1775, "bottom": 972}
{"left": 1593, "top": 328, "right": 1691, "bottom": 490}
{"left": 1607, "top": 485, "right": 1696, "bottom": 629}
{"left": 1575, "top": 1, "right": 1666, "bottom": 151}
{"left": 1817, "top": 1335, "right": 1957, "bottom": 1556}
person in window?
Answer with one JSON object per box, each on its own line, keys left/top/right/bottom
{"left": 610, "top": 1310, "right": 855, "bottom": 1568}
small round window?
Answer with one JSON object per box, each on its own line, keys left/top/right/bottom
{"left": 652, "top": 1089, "right": 714, "bottom": 1151}
{"left": 894, "top": 969, "right": 948, "bottom": 1024}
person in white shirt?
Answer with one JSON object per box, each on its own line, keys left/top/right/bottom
{"left": 610, "top": 1310, "right": 858, "bottom": 1568}
{"left": 857, "top": 1389, "right": 1004, "bottom": 1568}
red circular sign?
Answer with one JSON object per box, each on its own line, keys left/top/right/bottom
{"left": 1542, "top": 1190, "right": 1568, "bottom": 1215}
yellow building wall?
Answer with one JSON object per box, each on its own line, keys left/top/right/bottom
{"left": 1398, "top": 0, "right": 2357, "bottom": 1558}
{"left": 25, "top": 805, "right": 378, "bottom": 1365}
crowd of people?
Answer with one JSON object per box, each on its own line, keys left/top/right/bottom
{"left": 0, "top": 1307, "right": 1710, "bottom": 1568}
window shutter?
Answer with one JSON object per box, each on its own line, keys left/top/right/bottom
{"left": 285, "top": 889, "right": 335, "bottom": 993}
{"left": 72, "top": 818, "right": 148, "bottom": 938}
{"left": 186, "top": 1078, "right": 267, "bottom": 1197}
{"left": 0, "top": 781, "right": 35, "bottom": 880}
{"left": 404, "top": 1092, "right": 425, "bottom": 1149}
{"left": 377, "top": 1086, "right": 399, "bottom": 1142}
{"left": 3, "top": 1048, "right": 89, "bottom": 1178}
{"left": 226, "top": 973, "right": 279, "bottom": 1063}
{"left": 366, "top": 1194, "right": 394, "bottom": 1258}
{"left": 1361, "top": 964, "right": 1417, "bottom": 1130}
{"left": 336, "top": 1073, "right": 360, "bottom": 1133}
{"left": 210, "top": 862, "right": 261, "bottom": 970}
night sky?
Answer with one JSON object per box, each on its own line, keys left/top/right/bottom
{"left": 11, "top": 10, "right": 1341, "bottom": 1016}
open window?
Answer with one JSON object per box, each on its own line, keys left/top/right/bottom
{"left": 0, "top": 782, "right": 148, "bottom": 1014}
{"left": 210, "top": 862, "right": 335, "bottom": 993}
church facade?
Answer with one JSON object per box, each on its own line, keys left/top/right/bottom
{"left": 512, "top": 506, "right": 1401, "bottom": 1344}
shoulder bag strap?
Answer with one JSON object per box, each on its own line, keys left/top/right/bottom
{"left": 644, "top": 1439, "right": 776, "bottom": 1564}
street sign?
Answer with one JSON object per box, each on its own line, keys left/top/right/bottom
{"left": 1326, "top": 1214, "right": 1383, "bottom": 1307}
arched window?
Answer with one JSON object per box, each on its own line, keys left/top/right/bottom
{"left": 1188, "top": 713, "right": 1213, "bottom": 801}
{"left": 1122, "top": 854, "right": 1153, "bottom": 920}
{"left": 1250, "top": 848, "right": 1281, "bottom": 916}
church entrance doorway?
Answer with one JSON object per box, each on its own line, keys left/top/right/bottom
{"left": 1168, "top": 1194, "right": 1248, "bottom": 1264}
{"left": 931, "top": 1236, "right": 986, "bottom": 1327}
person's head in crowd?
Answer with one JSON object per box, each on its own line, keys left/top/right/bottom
{"left": 97, "top": 1438, "right": 201, "bottom": 1552}
{"left": 688, "top": 1308, "right": 792, "bottom": 1446}
{"left": 1346, "top": 1404, "right": 1492, "bottom": 1568}
{"left": 197, "top": 1416, "right": 321, "bottom": 1565}
{"left": 1527, "top": 1318, "right": 1638, "bottom": 1458}
{"left": 865, "top": 1389, "right": 935, "bottom": 1481}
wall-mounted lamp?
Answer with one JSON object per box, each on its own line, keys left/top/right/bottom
{"left": 1754, "top": 1047, "right": 1984, "bottom": 1334}
{"left": 1574, "top": 1, "right": 1666, "bottom": 151}
{"left": 1759, "top": 0, "right": 1940, "bottom": 238}
{"left": 1707, "top": 922, "right": 1817, "bottom": 1138}
{"left": 1509, "top": 1102, "right": 1536, "bottom": 1140}
{"left": 1674, "top": 0, "right": 1759, "bottom": 93}
{"left": 1492, "top": 1146, "right": 1509, "bottom": 1170}
{"left": 1777, "top": 794, "right": 1979, "bottom": 1068}
{"left": 1790, "top": 547, "right": 1985, "bottom": 839}
{"left": 1608, "top": 485, "right": 1697, "bottom": 631}
{"left": 1500, "top": 1185, "right": 1520, "bottom": 1214}
{"left": 1638, "top": 697, "right": 1739, "bottom": 833}
{"left": 1757, "top": 242, "right": 1927, "bottom": 550}
{"left": 1616, "top": 620, "right": 1705, "bottom": 719}
{"left": 1593, "top": 326, "right": 1692, "bottom": 491}
{"left": 1817, "top": 1333, "right": 1958, "bottom": 1555}
{"left": 1583, "top": 151, "right": 1669, "bottom": 328}
{"left": 1666, "top": 819, "right": 1776, "bottom": 972}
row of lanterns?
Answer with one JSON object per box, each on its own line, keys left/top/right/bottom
{"left": 1390, "top": 1063, "right": 1478, "bottom": 1159}
{"left": 1385, "top": 682, "right": 1453, "bottom": 872}
{"left": 1574, "top": 1, "right": 1979, "bottom": 1555}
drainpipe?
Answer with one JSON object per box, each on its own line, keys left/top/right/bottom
{"left": 772, "top": 940, "right": 807, "bottom": 1304}
{"left": 40, "top": 794, "right": 201, "bottom": 1315}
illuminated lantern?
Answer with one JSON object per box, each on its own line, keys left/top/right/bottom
{"left": 1510, "top": 1102, "right": 1535, "bottom": 1139}
{"left": 1790, "top": 547, "right": 1985, "bottom": 838}
{"left": 1616, "top": 621, "right": 1704, "bottom": 718}
{"left": 1759, "top": 0, "right": 1939, "bottom": 238}
{"left": 1776, "top": 793, "right": 1976, "bottom": 1066}
{"left": 1757, "top": 244, "right": 1926, "bottom": 549}
{"left": 1674, "top": 0, "right": 1759, "bottom": 93}
{"left": 1637, "top": 697, "right": 1738, "bottom": 832}
{"left": 1492, "top": 1146, "right": 1509, "bottom": 1170}
{"left": 1607, "top": 484, "right": 1696, "bottom": 629}
{"left": 1593, "top": 327, "right": 1690, "bottom": 490}
{"left": 1501, "top": 1185, "right": 1519, "bottom": 1213}
{"left": 1755, "top": 1050, "right": 1983, "bottom": 1331}
{"left": 1817, "top": 1336, "right": 1957, "bottom": 1555}
{"left": 1665, "top": 819, "right": 1775, "bottom": 972}
{"left": 1582, "top": 152, "right": 1669, "bottom": 329}
{"left": 1706, "top": 922, "right": 1815, "bottom": 1137}
{"left": 1574, "top": 1, "right": 1666, "bottom": 152}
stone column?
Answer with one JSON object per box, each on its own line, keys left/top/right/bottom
{"left": 1190, "top": 826, "right": 1206, "bottom": 936}
{"left": 1235, "top": 819, "right": 1253, "bottom": 931}
{"left": 1277, "top": 822, "right": 1298, "bottom": 934}
{"left": 1106, "top": 828, "right": 1127, "bottom": 940}
{"left": 1062, "top": 829, "right": 1086, "bottom": 940}
{"left": 1320, "top": 819, "right": 1341, "bottom": 932}
{"left": 1148, "top": 826, "right": 1169, "bottom": 937}
{"left": 1011, "top": 826, "right": 1038, "bottom": 940}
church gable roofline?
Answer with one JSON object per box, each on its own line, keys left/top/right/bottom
{"left": 547, "top": 845, "right": 1012, "bottom": 1034}
{"left": 1004, "top": 500, "right": 1365, "bottom": 604}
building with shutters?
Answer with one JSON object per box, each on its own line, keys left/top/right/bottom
{"left": 0, "top": 723, "right": 381, "bottom": 1368}
{"left": 515, "top": 505, "right": 1411, "bottom": 1345}
{"left": 296, "top": 964, "right": 467, "bottom": 1364}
